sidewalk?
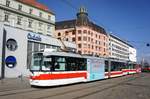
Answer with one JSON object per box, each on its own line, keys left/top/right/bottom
{"left": 0, "top": 77, "right": 30, "bottom": 91}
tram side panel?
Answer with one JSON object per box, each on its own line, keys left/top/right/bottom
{"left": 87, "top": 58, "right": 105, "bottom": 81}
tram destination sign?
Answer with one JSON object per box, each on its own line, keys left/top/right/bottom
{"left": 27, "top": 33, "right": 42, "bottom": 41}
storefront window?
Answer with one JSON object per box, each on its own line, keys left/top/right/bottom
{"left": 27, "top": 41, "right": 33, "bottom": 69}
{"left": 46, "top": 44, "right": 51, "bottom": 48}
{"left": 40, "top": 43, "right": 45, "bottom": 50}
{"left": 34, "top": 42, "right": 39, "bottom": 52}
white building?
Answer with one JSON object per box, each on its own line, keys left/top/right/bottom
{"left": 129, "top": 47, "right": 137, "bottom": 62}
{"left": 109, "top": 34, "right": 130, "bottom": 61}
{"left": 0, "top": 0, "right": 76, "bottom": 78}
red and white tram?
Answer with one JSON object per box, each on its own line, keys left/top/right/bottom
{"left": 29, "top": 49, "right": 141, "bottom": 87}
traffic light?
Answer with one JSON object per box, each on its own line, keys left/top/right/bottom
{"left": 146, "top": 43, "right": 150, "bottom": 47}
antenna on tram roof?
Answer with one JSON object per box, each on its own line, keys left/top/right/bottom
{"left": 40, "top": 48, "right": 57, "bottom": 53}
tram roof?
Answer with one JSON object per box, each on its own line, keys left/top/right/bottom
{"left": 43, "top": 51, "right": 105, "bottom": 60}
{"left": 43, "top": 51, "right": 83, "bottom": 58}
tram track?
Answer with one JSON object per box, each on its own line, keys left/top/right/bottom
{"left": 72, "top": 74, "right": 144, "bottom": 99}
{"left": 0, "top": 73, "right": 144, "bottom": 98}
{"left": 0, "top": 85, "right": 32, "bottom": 93}
{"left": 34, "top": 74, "right": 143, "bottom": 99}
{"left": 0, "top": 79, "right": 111, "bottom": 97}
{"left": 0, "top": 88, "right": 43, "bottom": 97}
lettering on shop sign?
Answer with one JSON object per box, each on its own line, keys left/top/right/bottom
{"left": 27, "top": 33, "right": 41, "bottom": 41}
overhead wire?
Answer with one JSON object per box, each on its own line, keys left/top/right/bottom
{"left": 60, "top": 0, "right": 150, "bottom": 47}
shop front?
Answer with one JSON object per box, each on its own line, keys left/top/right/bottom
{"left": 0, "top": 24, "right": 63, "bottom": 78}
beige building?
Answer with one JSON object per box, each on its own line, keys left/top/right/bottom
{"left": 0, "top": 0, "right": 55, "bottom": 36}
{"left": 56, "top": 7, "right": 109, "bottom": 57}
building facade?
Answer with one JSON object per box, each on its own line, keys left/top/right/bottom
{"left": 56, "top": 7, "right": 109, "bottom": 57}
{"left": 109, "top": 34, "right": 137, "bottom": 62}
{"left": 0, "top": 0, "right": 55, "bottom": 36}
{"left": 0, "top": 0, "right": 76, "bottom": 78}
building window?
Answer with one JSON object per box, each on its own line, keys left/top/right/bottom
{"left": 29, "top": 8, "right": 33, "bottom": 14}
{"left": 99, "top": 41, "right": 101, "bottom": 45}
{"left": 66, "top": 38, "right": 69, "bottom": 41}
{"left": 78, "top": 37, "right": 81, "bottom": 41}
{"left": 78, "top": 44, "right": 81, "bottom": 48}
{"left": 6, "top": 0, "right": 10, "bottom": 7}
{"left": 84, "top": 44, "right": 87, "bottom": 48}
{"left": 47, "top": 24, "right": 51, "bottom": 30}
{"left": 72, "top": 37, "right": 76, "bottom": 42}
{"left": 99, "top": 47, "right": 101, "bottom": 51}
{"left": 39, "top": 22, "right": 43, "bottom": 28}
{"left": 78, "top": 30, "right": 82, "bottom": 34}
{"left": 78, "top": 50, "right": 81, "bottom": 54}
{"left": 83, "top": 30, "right": 87, "bottom": 33}
{"left": 92, "top": 45, "right": 94, "bottom": 49}
{"left": 58, "top": 32, "right": 61, "bottom": 36}
{"left": 65, "top": 31, "right": 69, "bottom": 35}
{"left": 91, "top": 38, "right": 93, "bottom": 43}
{"left": 88, "top": 37, "right": 90, "bottom": 41}
{"left": 48, "top": 15, "right": 51, "bottom": 20}
{"left": 95, "top": 40, "right": 97, "bottom": 44}
{"left": 96, "top": 46, "right": 98, "bottom": 51}
{"left": 83, "top": 37, "right": 87, "bottom": 41}
{"left": 88, "top": 44, "right": 90, "bottom": 48}
{"left": 39, "top": 12, "right": 42, "bottom": 17}
{"left": 28, "top": 19, "right": 33, "bottom": 28}
{"left": 72, "top": 30, "right": 76, "bottom": 35}
{"left": 88, "top": 31, "right": 90, "bottom": 35}
{"left": 91, "top": 32, "right": 93, "bottom": 36}
{"left": 18, "top": 4, "right": 22, "bottom": 11}
{"left": 4, "top": 14, "right": 9, "bottom": 22}
{"left": 104, "top": 48, "right": 106, "bottom": 52}
{"left": 96, "top": 34, "right": 97, "bottom": 38}
{"left": 17, "top": 16, "right": 22, "bottom": 25}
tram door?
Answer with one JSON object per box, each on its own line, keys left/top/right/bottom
{"left": 87, "top": 58, "right": 105, "bottom": 81}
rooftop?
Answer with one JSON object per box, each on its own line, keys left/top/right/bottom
{"left": 56, "top": 19, "right": 107, "bottom": 35}
{"left": 110, "top": 34, "right": 134, "bottom": 48}
{"left": 16, "top": 0, "right": 54, "bottom": 14}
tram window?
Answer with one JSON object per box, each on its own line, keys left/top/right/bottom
{"left": 105, "top": 61, "right": 108, "bottom": 72}
{"left": 54, "top": 62, "right": 65, "bottom": 71}
{"left": 41, "top": 57, "right": 52, "bottom": 71}
{"left": 66, "top": 57, "right": 86, "bottom": 71}
{"left": 30, "top": 53, "right": 42, "bottom": 71}
{"left": 31, "top": 59, "right": 41, "bottom": 70}
{"left": 53, "top": 57, "right": 66, "bottom": 71}
{"left": 66, "top": 57, "right": 77, "bottom": 71}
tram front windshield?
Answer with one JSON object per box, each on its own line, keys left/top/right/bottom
{"left": 30, "top": 53, "right": 52, "bottom": 71}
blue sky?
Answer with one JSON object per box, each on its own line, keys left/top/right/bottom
{"left": 38, "top": 0, "right": 150, "bottom": 62}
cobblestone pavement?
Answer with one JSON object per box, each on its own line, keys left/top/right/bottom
{"left": 0, "top": 73, "right": 150, "bottom": 99}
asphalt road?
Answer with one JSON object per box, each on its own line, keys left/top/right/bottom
{"left": 0, "top": 73, "right": 150, "bottom": 99}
